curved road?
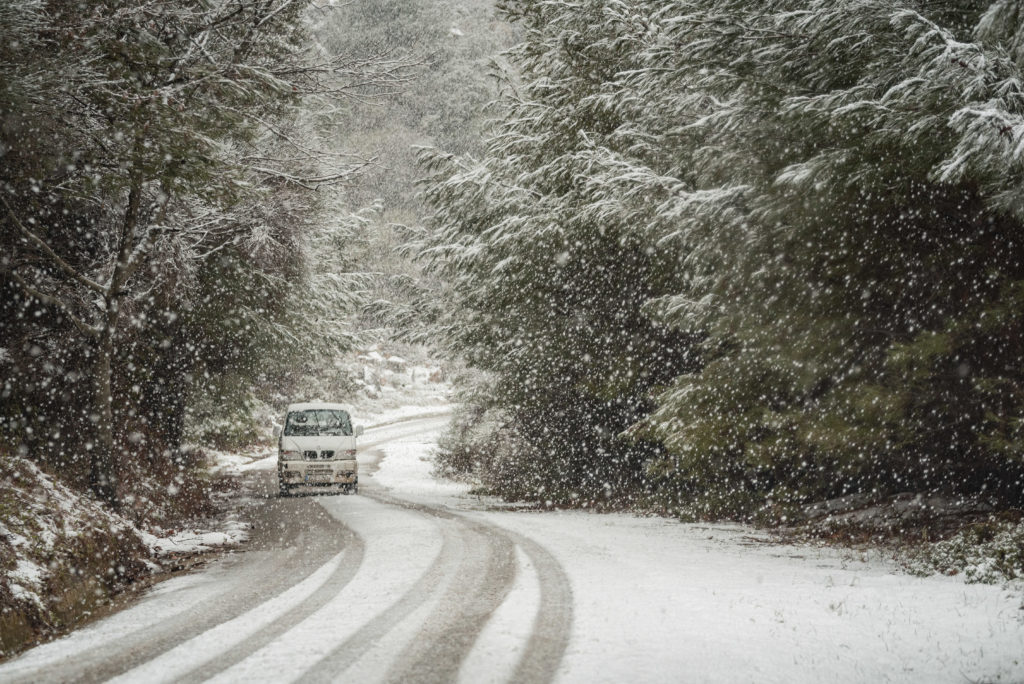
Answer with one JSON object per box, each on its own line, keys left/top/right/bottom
{"left": 6, "top": 416, "right": 1020, "bottom": 684}
{"left": 0, "top": 416, "right": 573, "bottom": 684}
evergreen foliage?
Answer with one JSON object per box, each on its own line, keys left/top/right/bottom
{"left": 425, "top": 0, "right": 1024, "bottom": 518}
{"left": 311, "top": 0, "right": 515, "bottom": 343}
{"left": 0, "top": 0, "right": 400, "bottom": 510}
{"left": 422, "top": 1, "right": 700, "bottom": 505}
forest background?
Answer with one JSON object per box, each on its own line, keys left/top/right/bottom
{"left": 0, "top": 0, "right": 505, "bottom": 516}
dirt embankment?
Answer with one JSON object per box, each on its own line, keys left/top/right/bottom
{"left": 0, "top": 453, "right": 247, "bottom": 660}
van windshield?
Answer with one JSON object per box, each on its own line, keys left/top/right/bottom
{"left": 284, "top": 409, "right": 353, "bottom": 437}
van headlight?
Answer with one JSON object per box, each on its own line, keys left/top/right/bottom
{"left": 280, "top": 450, "right": 300, "bottom": 461}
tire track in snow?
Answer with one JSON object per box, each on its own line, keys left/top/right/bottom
{"left": 303, "top": 484, "right": 571, "bottom": 684}
{"left": 296, "top": 493, "right": 468, "bottom": 684}
{"left": 0, "top": 492, "right": 351, "bottom": 684}
{"left": 176, "top": 532, "right": 363, "bottom": 683}
{"left": 373, "top": 492, "right": 518, "bottom": 684}
{"left": 111, "top": 520, "right": 366, "bottom": 684}
{"left": 295, "top": 487, "right": 518, "bottom": 683}
{"left": 357, "top": 415, "right": 455, "bottom": 453}
{"left": 504, "top": 529, "right": 573, "bottom": 684}
{"left": 163, "top": 418, "right": 452, "bottom": 683}
{"left": 204, "top": 487, "right": 448, "bottom": 683}
{"left": 373, "top": 493, "right": 572, "bottom": 684}
{"left": 355, "top": 424, "right": 573, "bottom": 684}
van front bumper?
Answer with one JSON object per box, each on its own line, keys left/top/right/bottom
{"left": 278, "top": 460, "right": 357, "bottom": 486}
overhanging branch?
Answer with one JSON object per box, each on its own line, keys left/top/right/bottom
{"left": 10, "top": 270, "right": 102, "bottom": 338}
{"left": 1, "top": 195, "right": 106, "bottom": 296}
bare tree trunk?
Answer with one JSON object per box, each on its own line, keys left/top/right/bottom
{"left": 87, "top": 162, "right": 142, "bottom": 511}
{"left": 90, "top": 327, "right": 118, "bottom": 509}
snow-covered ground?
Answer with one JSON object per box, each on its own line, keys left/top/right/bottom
{"left": 3, "top": 411, "right": 1022, "bottom": 683}
{"left": 136, "top": 520, "right": 250, "bottom": 557}
{"left": 373, "top": 422, "right": 1024, "bottom": 684}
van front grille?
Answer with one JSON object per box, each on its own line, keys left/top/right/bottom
{"left": 320, "top": 450, "right": 334, "bottom": 459}
{"left": 303, "top": 450, "right": 317, "bottom": 460}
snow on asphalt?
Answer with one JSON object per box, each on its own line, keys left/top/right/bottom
{"left": 457, "top": 545, "right": 541, "bottom": 684}
{"left": 109, "top": 551, "right": 349, "bottom": 684}
{"left": 210, "top": 494, "right": 443, "bottom": 683}
{"left": 2, "top": 412, "right": 1022, "bottom": 683}
{"left": 372, "top": 420, "right": 1024, "bottom": 684}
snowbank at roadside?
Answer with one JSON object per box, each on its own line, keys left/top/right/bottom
{"left": 1, "top": 457, "right": 140, "bottom": 617}
{"left": 136, "top": 518, "right": 250, "bottom": 557}
{"left": 0, "top": 453, "right": 246, "bottom": 657}
{"left": 206, "top": 443, "right": 277, "bottom": 475}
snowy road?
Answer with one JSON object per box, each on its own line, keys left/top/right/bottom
{"left": 1, "top": 415, "right": 1022, "bottom": 683}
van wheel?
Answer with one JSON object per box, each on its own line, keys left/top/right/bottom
{"left": 278, "top": 484, "right": 290, "bottom": 498}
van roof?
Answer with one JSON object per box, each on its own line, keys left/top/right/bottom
{"left": 286, "top": 401, "right": 353, "bottom": 413}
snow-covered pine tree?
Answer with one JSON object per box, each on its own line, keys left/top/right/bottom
{"left": 427, "top": 0, "right": 1024, "bottom": 519}
{"left": 422, "top": 0, "right": 700, "bottom": 505}
{"left": 0, "top": 0, "right": 401, "bottom": 509}
{"left": 634, "top": 0, "right": 1024, "bottom": 519}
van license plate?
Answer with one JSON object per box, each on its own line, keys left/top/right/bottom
{"left": 307, "top": 473, "right": 331, "bottom": 483}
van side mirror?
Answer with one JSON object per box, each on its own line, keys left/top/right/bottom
{"left": 355, "top": 425, "right": 364, "bottom": 437}
{"left": 272, "top": 424, "right": 282, "bottom": 438}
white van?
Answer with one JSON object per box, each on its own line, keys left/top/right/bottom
{"left": 273, "top": 402, "right": 364, "bottom": 496}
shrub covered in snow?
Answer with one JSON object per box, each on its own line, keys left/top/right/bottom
{"left": 906, "top": 519, "right": 1024, "bottom": 584}
{"left": 434, "top": 396, "right": 514, "bottom": 483}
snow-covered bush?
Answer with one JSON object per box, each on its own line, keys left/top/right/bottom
{"left": 185, "top": 391, "right": 268, "bottom": 452}
{"left": 434, "top": 399, "right": 512, "bottom": 482}
{"left": 906, "top": 519, "right": 1024, "bottom": 584}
